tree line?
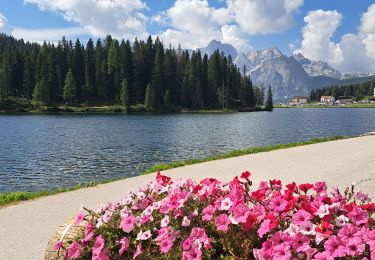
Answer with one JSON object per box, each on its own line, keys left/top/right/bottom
{"left": 0, "top": 34, "right": 273, "bottom": 111}
{"left": 310, "top": 80, "right": 375, "bottom": 102}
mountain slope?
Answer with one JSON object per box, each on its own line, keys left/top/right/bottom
{"left": 198, "top": 40, "right": 238, "bottom": 59}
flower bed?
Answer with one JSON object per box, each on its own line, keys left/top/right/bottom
{"left": 56, "top": 172, "right": 375, "bottom": 259}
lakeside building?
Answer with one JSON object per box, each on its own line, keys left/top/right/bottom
{"left": 336, "top": 96, "right": 353, "bottom": 105}
{"left": 320, "top": 96, "right": 335, "bottom": 105}
{"left": 291, "top": 96, "right": 308, "bottom": 106}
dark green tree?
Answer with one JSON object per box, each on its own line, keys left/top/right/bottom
{"left": 120, "top": 79, "right": 130, "bottom": 112}
{"left": 63, "top": 69, "right": 76, "bottom": 103}
{"left": 144, "top": 83, "right": 153, "bottom": 109}
{"left": 265, "top": 86, "right": 273, "bottom": 111}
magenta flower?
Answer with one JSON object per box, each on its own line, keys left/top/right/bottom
{"left": 74, "top": 212, "right": 85, "bottom": 225}
{"left": 345, "top": 238, "right": 365, "bottom": 256}
{"left": 120, "top": 215, "right": 136, "bottom": 233}
{"left": 232, "top": 203, "right": 249, "bottom": 223}
{"left": 66, "top": 242, "right": 82, "bottom": 259}
{"left": 119, "top": 237, "right": 130, "bottom": 256}
{"left": 324, "top": 236, "right": 346, "bottom": 257}
{"left": 292, "top": 209, "right": 312, "bottom": 226}
{"left": 215, "top": 214, "right": 231, "bottom": 232}
{"left": 182, "top": 238, "right": 192, "bottom": 250}
{"left": 292, "top": 232, "right": 310, "bottom": 252}
{"left": 338, "top": 224, "right": 362, "bottom": 243}
{"left": 314, "top": 251, "right": 334, "bottom": 260}
{"left": 273, "top": 244, "right": 291, "bottom": 260}
{"left": 159, "top": 238, "right": 173, "bottom": 253}
{"left": 364, "top": 230, "right": 375, "bottom": 247}
{"left": 258, "top": 219, "right": 271, "bottom": 238}
{"left": 347, "top": 207, "right": 368, "bottom": 225}
{"left": 269, "top": 195, "right": 288, "bottom": 212}
{"left": 53, "top": 241, "right": 63, "bottom": 251}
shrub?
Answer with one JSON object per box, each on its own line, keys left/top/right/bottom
{"left": 58, "top": 172, "right": 375, "bottom": 259}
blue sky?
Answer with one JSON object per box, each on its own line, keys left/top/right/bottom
{"left": 0, "top": 0, "right": 375, "bottom": 72}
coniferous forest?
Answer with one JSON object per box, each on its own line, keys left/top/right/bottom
{"left": 0, "top": 34, "right": 272, "bottom": 112}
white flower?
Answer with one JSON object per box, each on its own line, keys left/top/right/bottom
{"left": 220, "top": 198, "right": 233, "bottom": 211}
{"left": 182, "top": 216, "right": 191, "bottom": 227}
{"left": 136, "top": 230, "right": 152, "bottom": 240}
{"left": 315, "top": 204, "right": 330, "bottom": 218}
{"left": 299, "top": 222, "right": 316, "bottom": 236}
{"left": 335, "top": 215, "right": 349, "bottom": 227}
{"left": 161, "top": 215, "right": 169, "bottom": 227}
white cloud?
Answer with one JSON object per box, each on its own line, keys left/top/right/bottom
{"left": 221, "top": 25, "right": 251, "bottom": 52}
{"left": 296, "top": 10, "right": 343, "bottom": 65}
{"left": 11, "top": 27, "right": 87, "bottom": 44}
{"left": 157, "top": 0, "right": 228, "bottom": 49}
{"left": 24, "top": 0, "right": 149, "bottom": 40}
{"left": 296, "top": 6, "right": 375, "bottom": 73}
{"left": 0, "top": 13, "right": 11, "bottom": 34}
{"left": 227, "top": 0, "right": 304, "bottom": 35}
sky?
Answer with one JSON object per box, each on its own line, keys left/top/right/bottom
{"left": 0, "top": 0, "right": 375, "bottom": 73}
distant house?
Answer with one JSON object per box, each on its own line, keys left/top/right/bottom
{"left": 370, "top": 97, "right": 375, "bottom": 104}
{"left": 320, "top": 96, "right": 335, "bottom": 104}
{"left": 291, "top": 96, "right": 308, "bottom": 105}
{"left": 336, "top": 96, "right": 353, "bottom": 104}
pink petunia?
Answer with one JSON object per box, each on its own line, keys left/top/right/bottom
{"left": 66, "top": 242, "right": 82, "bottom": 259}
{"left": 83, "top": 223, "right": 95, "bottom": 243}
{"left": 324, "top": 236, "right": 346, "bottom": 257}
{"left": 232, "top": 203, "right": 250, "bottom": 223}
{"left": 182, "top": 216, "right": 191, "bottom": 227}
{"left": 182, "top": 238, "right": 192, "bottom": 250}
{"left": 133, "top": 244, "right": 142, "bottom": 259}
{"left": 74, "top": 212, "right": 85, "bottom": 225}
{"left": 215, "top": 214, "right": 231, "bottom": 232}
{"left": 92, "top": 235, "right": 105, "bottom": 256}
{"left": 345, "top": 238, "right": 365, "bottom": 256}
{"left": 119, "top": 237, "right": 130, "bottom": 256}
{"left": 273, "top": 244, "right": 291, "bottom": 260}
{"left": 161, "top": 215, "right": 170, "bottom": 227}
{"left": 271, "top": 231, "right": 291, "bottom": 247}
{"left": 337, "top": 224, "right": 362, "bottom": 244}
{"left": 220, "top": 198, "right": 233, "bottom": 211}
{"left": 347, "top": 207, "right": 368, "bottom": 225}
{"left": 292, "top": 209, "right": 312, "bottom": 226}
{"left": 202, "top": 205, "right": 215, "bottom": 221}
{"left": 120, "top": 215, "right": 136, "bottom": 233}
{"left": 258, "top": 219, "right": 271, "bottom": 238}
{"left": 53, "top": 241, "right": 63, "bottom": 251}
{"left": 314, "top": 251, "right": 334, "bottom": 260}
{"left": 292, "top": 232, "right": 310, "bottom": 252}
{"left": 269, "top": 195, "right": 288, "bottom": 212}
{"left": 159, "top": 238, "right": 173, "bottom": 253}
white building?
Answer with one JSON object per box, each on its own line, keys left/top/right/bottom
{"left": 320, "top": 96, "right": 335, "bottom": 104}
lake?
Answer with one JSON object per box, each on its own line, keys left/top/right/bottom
{"left": 0, "top": 108, "right": 374, "bottom": 193}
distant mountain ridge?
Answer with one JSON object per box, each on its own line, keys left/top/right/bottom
{"left": 198, "top": 40, "right": 375, "bottom": 101}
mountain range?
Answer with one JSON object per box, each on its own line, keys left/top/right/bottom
{"left": 198, "top": 40, "right": 375, "bottom": 101}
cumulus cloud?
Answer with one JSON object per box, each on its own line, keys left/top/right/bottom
{"left": 0, "top": 13, "right": 11, "bottom": 34}
{"left": 157, "top": 0, "right": 229, "bottom": 50}
{"left": 296, "top": 5, "right": 375, "bottom": 73}
{"left": 24, "top": 0, "right": 149, "bottom": 40}
{"left": 221, "top": 25, "right": 251, "bottom": 52}
{"left": 296, "top": 10, "right": 343, "bottom": 65}
{"left": 227, "top": 0, "right": 304, "bottom": 35}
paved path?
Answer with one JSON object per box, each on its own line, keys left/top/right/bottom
{"left": 1, "top": 135, "right": 375, "bottom": 260}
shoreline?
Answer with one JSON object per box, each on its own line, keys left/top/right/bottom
{"left": 0, "top": 135, "right": 348, "bottom": 207}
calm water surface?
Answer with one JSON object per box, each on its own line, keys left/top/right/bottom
{"left": 0, "top": 108, "right": 374, "bottom": 192}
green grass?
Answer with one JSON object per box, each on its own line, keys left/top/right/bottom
{"left": 142, "top": 136, "right": 348, "bottom": 174}
{"left": 0, "top": 135, "right": 350, "bottom": 207}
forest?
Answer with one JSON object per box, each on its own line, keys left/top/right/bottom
{"left": 0, "top": 34, "right": 273, "bottom": 112}
{"left": 310, "top": 80, "right": 375, "bottom": 101}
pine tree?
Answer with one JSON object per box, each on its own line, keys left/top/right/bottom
{"left": 63, "top": 69, "right": 76, "bottom": 103}
{"left": 72, "top": 39, "right": 85, "bottom": 101}
{"left": 265, "top": 86, "right": 273, "bottom": 111}
{"left": 83, "top": 38, "right": 95, "bottom": 99}
{"left": 32, "top": 80, "right": 50, "bottom": 105}
{"left": 163, "top": 89, "right": 171, "bottom": 108}
{"left": 144, "top": 83, "right": 153, "bottom": 109}
{"left": 151, "top": 39, "right": 164, "bottom": 108}
{"left": 120, "top": 79, "right": 130, "bottom": 112}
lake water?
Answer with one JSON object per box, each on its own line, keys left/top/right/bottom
{"left": 0, "top": 108, "right": 374, "bottom": 193}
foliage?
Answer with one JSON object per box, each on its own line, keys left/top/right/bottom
{"left": 0, "top": 33, "right": 265, "bottom": 111}
{"left": 265, "top": 86, "right": 273, "bottom": 111}
{"left": 60, "top": 172, "right": 375, "bottom": 259}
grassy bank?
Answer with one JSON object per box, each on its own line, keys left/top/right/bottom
{"left": 275, "top": 103, "right": 375, "bottom": 109}
{"left": 0, "top": 135, "right": 349, "bottom": 207}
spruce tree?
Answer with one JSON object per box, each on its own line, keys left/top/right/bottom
{"left": 63, "top": 69, "right": 76, "bottom": 103}
{"left": 265, "top": 86, "right": 273, "bottom": 111}
{"left": 144, "top": 83, "right": 153, "bottom": 109}
{"left": 83, "top": 38, "right": 95, "bottom": 99}
{"left": 120, "top": 79, "right": 130, "bottom": 112}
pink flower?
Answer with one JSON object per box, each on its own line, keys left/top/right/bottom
{"left": 220, "top": 198, "right": 233, "bottom": 211}
{"left": 119, "top": 237, "right": 130, "bottom": 256}
{"left": 258, "top": 219, "right": 271, "bottom": 238}
{"left": 161, "top": 215, "right": 169, "bottom": 227}
{"left": 133, "top": 243, "right": 142, "bottom": 259}
{"left": 314, "top": 251, "right": 334, "bottom": 260}
{"left": 215, "top": 214, "right": 231, "bottom": 232}
{"left": 159, "top": 238, "right": 173, "bottom": 253}
{"left": 136, "top": 230, "right": 152, "bottom": 240}
{"left": 269, "top": 195, "right": 288, "bottom": 212}
{"left": 292, "top": 209, "right": 312, "bottom": 226}
{"left": 232, "top": 203, "right": 249, "bottom": 223}
{"left": 292, "top": 232, "right": 310, "bottom": 252}
{"left": 273, "top": 244, "right": 291, "bottom": 260}
{"left": 347, "top": 207, "right": 368, "bottom": 225}
{"left": 182, "top": 216, "right": 191, "bottom": 227}
{"left": 338, "top": 224, "right": 362, "bottom": 243}
{"left": 74, "top": 212, "right": 85, "bottom": 225}
{"left": 120, "top": 215, "right": 136, "bottom": 233}
{"left": 240, "top": 171, "right": 251, "bottom": 180}
{"left": 53, "top": 241, "right": 63, "bottom": 251}
{"left": 182, "top": 238, "right": 192, "bottom": 250}
{"left": 324, "top": 236, "right": 345, "bottom": 257}
{"left": 364, "top": 230, "right": 375, "bottom": 247}
{"left": 182, "top": 244, "right": 202, "bottom": 260}
{"left": 92, "top": 235, "right": 105, "bottom": 256}
{"left": 66, "top": 242, "right": 82, "bottom": 259}
{"left": 202, "top": 205, "right": 215, "bottom": 221}
{"left": 93, "top": 250, "right": 110, "bottom": 260}
{"left": 345, "top": 238, "right": 365, "bottom": 256}
{"left": 313, "top": 181, "right": 327, "bottom": 194}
